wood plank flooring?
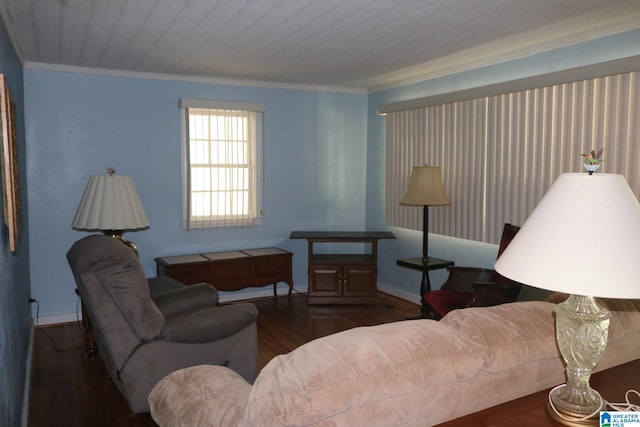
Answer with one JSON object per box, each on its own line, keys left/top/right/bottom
{"left": 28, "top": 292, "right": 420, "bottom": 427}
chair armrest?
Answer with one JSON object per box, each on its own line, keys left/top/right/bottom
{"left": 162, "top": 303, "right": 258, "bottom": 343}
{"left": 441, "top": 266, "right": 495, "bottom": 292}
{"left": 424, "top": 289, "right": 474, "bottom": 319}
{"left": 468, "top": 280, "right": 521, "bottom": 307}
{"left": 152, "top": 283, "right": 219, "bottom": 319}
{"left": 147, "top": 276, "right": 185, "bottom": 297}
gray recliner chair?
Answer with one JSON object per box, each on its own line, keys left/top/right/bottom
{"left": 67, "top": 234, "right": 259, "bottom": 413}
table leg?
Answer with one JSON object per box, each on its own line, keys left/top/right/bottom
{"left": 420, "top": 270, "right": 432, "bottom": 317}
{"left": 420, "top": 270, "right": 431, "bottom": 295}
{"left": 272, "top": 281, "right": 294, "bottom": 305}
{"left": 288, "top": 280, "right": 294, "bottom": 304}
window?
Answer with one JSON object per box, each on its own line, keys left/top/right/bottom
{"left": 180, "top": 99, "right": 265, "bottom": 229}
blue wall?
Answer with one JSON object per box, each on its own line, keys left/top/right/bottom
{"left": 23, "top": 28, "right": 640, "bottom": 319}
{"left": 368, "top": 29, "right": 640, "bottom": 301}
{"left": 0, "top": 17, "right": 32, "bottom": 427}
{"left": 24, "top": 70, "right": 367, "bottom": 318}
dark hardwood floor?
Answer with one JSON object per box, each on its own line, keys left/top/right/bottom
{"left": 28, "top": 291, "right": 420, "bottom": 427}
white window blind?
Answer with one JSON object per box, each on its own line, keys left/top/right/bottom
{"left": 180, "top": 99, "right": 265, "bottom": 229}
{"left": 386, "top": 71, "right": 640, "bottom": 244}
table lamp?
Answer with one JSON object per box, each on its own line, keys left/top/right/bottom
{"left": 495, "top": 171, "right": 640, "bottom": 426}
{"left": 400, "top": 165, "right": 451, "bottom": 263}
{"left": 72, "top": 167, "right": 150, "bottom": 255}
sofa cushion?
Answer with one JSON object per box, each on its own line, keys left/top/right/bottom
{"left": 440, "top": 301, "right": 558, "bottom": 373}
{"left": 240, "top": 319, "right": 486, "bottom": 426}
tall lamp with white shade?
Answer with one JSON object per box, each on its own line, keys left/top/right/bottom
{"left": 72, "top": 167, "right": 150, "bottom": 256}
{"left": 494, "top": 170, "right": 640, "bottom": 426}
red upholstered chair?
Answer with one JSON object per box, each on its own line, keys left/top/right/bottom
{"left": 423, "top": 223, "right": 522, "bottom": 319}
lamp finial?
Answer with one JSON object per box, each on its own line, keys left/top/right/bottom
{"left": 106, "top": 166, "right": 116, "bottom": 177}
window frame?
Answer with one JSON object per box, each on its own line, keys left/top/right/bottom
{"left": 180, "top": 99, "right": 265, "bottom": 230}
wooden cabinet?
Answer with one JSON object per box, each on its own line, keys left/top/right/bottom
{"left": 290, "top": 231, "right": 395, "bottom": 304}
{"left": 155, "top": 254, "right": 213, "bottom": 284}
{"left": 309, "top": 262, "right": 377, "bottom": 301}
{"left": 155, "top": 247, "right": 293, "bottom": 297}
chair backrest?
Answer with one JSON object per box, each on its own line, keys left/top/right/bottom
{"left": 493, "top": 223, "right": 523, "bottom": 299}
{"left": 67, "top": 235, "right": 165, "bottom": 374}
{"left": 496, "top": 223, "right": 520, "bottom": 259}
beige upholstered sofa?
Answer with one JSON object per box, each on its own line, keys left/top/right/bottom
{"left": 148, "top": 298, "right": 640, "bottom": 426}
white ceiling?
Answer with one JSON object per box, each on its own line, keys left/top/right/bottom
{"left": 1, "top": 0, "right": 639, "bottom": 91}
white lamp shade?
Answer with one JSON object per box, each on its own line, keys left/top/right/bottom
{"left": 72, "top": 175, "right": 150, "bottom": 231}
{"left": 495, "top": 173, "right": 640, "bottom": 299}
{"left": 400, "top": 166, "right": 451, "bottom": 206}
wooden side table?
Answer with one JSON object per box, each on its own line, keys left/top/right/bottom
{"left": 155, "top": 247, "right": 293, "bottom": 297}
{"left": 436, "top": 359, "right": 640, "bottom": 426}
{"left": 397, "top": 256, "right": 454, "bottom": 316}
{"left": 290, "top": 231, "right": 396, "bottom": 304}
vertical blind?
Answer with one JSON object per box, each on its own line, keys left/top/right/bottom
{"left": 386, "top": 71, "right": 640, "bottom": 244}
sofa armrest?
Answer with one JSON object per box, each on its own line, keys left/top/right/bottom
{"left": 162, "top": 303, "right": 258, "bottom": 343}
{"left": 149, "top": 365, "right": 251, "bottom": 427}
{"left": 152, "top": 283, "right": 219, "bottom": 318}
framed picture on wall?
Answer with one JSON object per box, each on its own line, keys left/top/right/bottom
{"left": 0, "top": 74, "right": 20, "bottom": 253}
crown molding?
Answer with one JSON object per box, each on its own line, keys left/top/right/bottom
{"left": 23, "top": 62, "right": 367, "bottom": 95}
{"left": 364, "top": 2, "right": 640, "bottom": 93}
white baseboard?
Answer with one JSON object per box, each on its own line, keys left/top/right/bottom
{"left": 34, "top": 283, "right": 416, "bottom": 325}
{"left": 22, "top": 323, "right": 34, "bottom": 427}
{"left": 377, "top": 282, "right": 421, "bottom": 305}
{"left": 35, "top": 312, "right": 81, "bottom": 326}
{"left": 220, "top": 283, "right": 419, "bottom": 305}
{"left": 217, "top": 284, "right": 309, "bottom": 302}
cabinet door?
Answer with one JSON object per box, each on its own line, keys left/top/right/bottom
{"left": 309, "top": 264, "right": 341, "bottom": 296}
{"left": 342, "top": 264, "right": 376, "bottom": 297}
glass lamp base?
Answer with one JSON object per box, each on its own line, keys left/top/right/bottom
{"left": 546, "top": 390, "right": 601, "bottom": 426}
{"left": 547, "top": 295, "right": 610, "bottom": 427}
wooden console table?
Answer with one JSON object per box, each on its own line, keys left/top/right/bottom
{"left": 290, "top": 231, "right": 395, "bottom": 304}
{"left": 436, "top": 359, "right": 640, "bottom": 426}
{"left": 155, "top": 247, "right": 293, "bottom": 297}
